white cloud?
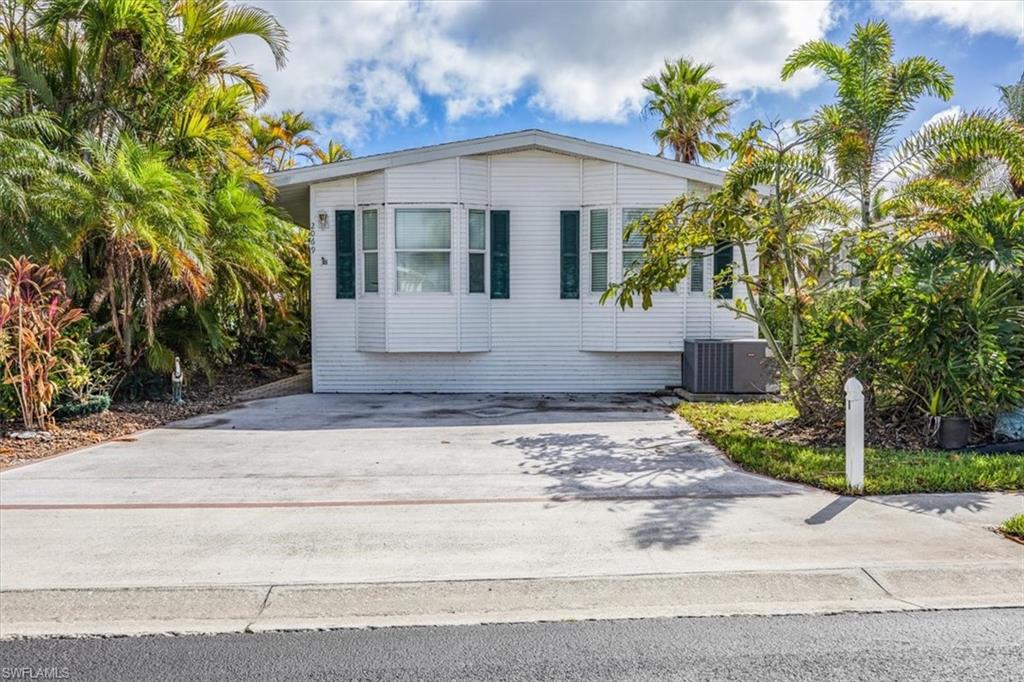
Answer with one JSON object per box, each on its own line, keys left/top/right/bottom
{"left": 878, "top": 1, "right": 1024, "bottom": 41}
{"left": 923, "top": 105, "right": 963, "bottom": 128}
{"left": 231, "top": 0, "right": 837, "bottom": 141}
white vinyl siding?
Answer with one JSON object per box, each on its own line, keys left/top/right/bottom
{"left": 460, "top": 157, "right": 489, "bottom": 205}
{"left": 582, "top": 159, "right": 615, "bottom": 204}
{"left": 308, "top": 149, "right": 757, "bottom": 392}
{"left": 387, "top": 159, "right": 458, "bottom": 203}
{"left": 617, "top": 165, "right": 685, "bottom": 206}
{"left": 357, "top": 172, "right": 385, "bottom": 204}
{"left": 589, "top": 209, "right": 608, "bottom": 293}
{"left": 361, "top": 209, "right": 378, "bottom": 293}
{"left": 395, "top": 208, "right": 451, "bottom": 293}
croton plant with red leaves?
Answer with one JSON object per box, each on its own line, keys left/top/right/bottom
{"left": 0, "top": 257, "right": 85, "bottom": 430}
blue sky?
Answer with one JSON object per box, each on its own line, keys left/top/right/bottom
{"left": 237, "top": 1, "right": 1023, "bottom": 163}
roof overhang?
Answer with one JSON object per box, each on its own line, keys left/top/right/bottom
{"left": 270, "top": 129, "right": 728, "bottom": 225}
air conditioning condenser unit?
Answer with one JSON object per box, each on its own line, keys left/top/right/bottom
{"left": 682, "top": 339, "right": 774, "bottom": 394}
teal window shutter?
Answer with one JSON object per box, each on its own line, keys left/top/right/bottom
{"left": 490, "top": 210, "right": 510, "bottom": 299}
{"left": 589, "top": 209, "right": 608, "bottom": 293}
{"left": 335, "top": 210, "right": 355, "bottom": 299}
{"left": 560, "top": 211, "right": 580, "bottom": 299}
{"left": 690, "top": 249, "right": 705, "bottom": 293}
{"left": 713, "top": 241, "right": 733, "bottom": 300}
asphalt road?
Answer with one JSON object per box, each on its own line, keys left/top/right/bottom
{"left": 1, "top": 608, "right": 1021, "bottom": 681}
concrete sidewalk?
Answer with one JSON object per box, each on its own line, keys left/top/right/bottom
{"left": 1, "top": 394, "right": 1021, "bottom": 637}
{"left": 3, "top": 563, "right": 1021, "bottom": 638}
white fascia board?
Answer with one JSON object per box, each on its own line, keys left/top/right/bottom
{"left": 269, "top": 129, "right": 728, "bottom": 191}
{"left": 270, "top": 131, "right": 539, "bottom": 188}
{"left": 531, "top": 131, "right": 727, "bottom": 185}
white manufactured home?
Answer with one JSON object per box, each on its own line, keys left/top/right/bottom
{"left": 272, "top": 130, "right": 757, "bottom": 393}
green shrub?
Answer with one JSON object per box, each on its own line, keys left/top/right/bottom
{"left": 53, "top": 394, "right": 111, "bottom": 420}
{"left": 0, "top": 383, "right": 18, "bottom": 421}
{"left": 999, "top": 514, "right": 1024, "bottom": 539}
{"left": 865, "top": 195, "right": 1023, "bottom": 419}
{"left": 794, "top": 195, "right": 1024, "bottom": 426}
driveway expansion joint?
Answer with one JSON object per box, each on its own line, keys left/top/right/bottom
{"left": 244, "top": 586, "right": 275, "bottom": 634}
{"left": 858, "top": 567, "right": 925, "bottom": 609}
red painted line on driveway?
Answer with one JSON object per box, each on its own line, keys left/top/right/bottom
{"left": 0, "top": 491, "right": 755, "bottom": 511}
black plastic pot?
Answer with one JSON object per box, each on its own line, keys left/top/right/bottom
{"left": 938, "top": 416, "right": 971, "bottom": 450}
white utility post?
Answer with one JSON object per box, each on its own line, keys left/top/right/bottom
{"left": 844, "top": 377, "right": 864, "bottom": 492}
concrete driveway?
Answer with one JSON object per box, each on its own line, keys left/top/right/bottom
{"left": 1, "top": 393, "right": 1019, "bottom": 594}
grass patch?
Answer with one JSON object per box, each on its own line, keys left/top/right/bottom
{"left": 677, "top": 401, "right": 1024, "bottom": 495}
{"left": 999, "top": 514, "right": 1024, "bottom": 540}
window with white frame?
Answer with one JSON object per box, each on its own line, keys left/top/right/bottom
{"left": 590, "top": 209, "right": 608, "bottom": 293}
{"left": 621, "top": 208, "right": 653, "bottom": 273}
{"left": 395, "top": 208, "right": 451, "bottom": 292}
{"left": 362, "top": 209, "right": 379, "bottom": 293}
{"left": 468, "top": 209, "right": 486, "bottom": 294}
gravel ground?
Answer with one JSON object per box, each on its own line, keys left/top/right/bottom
{"left": 0, "top": 366, "right": 292, "bottom": 469}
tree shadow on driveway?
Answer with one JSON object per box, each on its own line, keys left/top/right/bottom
{"left": 494, "top": 429, "right": 797, "bottom": 550}
{"left": 865, "top": 492, "right": 1001, "bottom": 518}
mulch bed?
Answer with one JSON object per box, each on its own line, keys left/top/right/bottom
{"left": 755, "top": 413, "right": 939, "bottom": 451}
{"left": 0, "top": 365, "right": 292, "bottom": 469}
{"left": 755, "top": 412, "right": 1020, "bottom": 452}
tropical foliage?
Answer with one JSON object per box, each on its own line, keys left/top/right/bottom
{"left": 245, "top": 110, "right": 351, "bottom": 172}
{"left": 831, "top": 194, "right": 1024, "bottom": 420}
{"left": 642, "top": 58, "right": 735, "bottom": 164}
{"left": 0, "top": 0, "right": 339, "bottom": 415}
{"left": 0, "top": 257, "right": 84, "bottom": 430}
{"left": 998, "top": 71, "right": 1024, "bottom": 197}
{"left": 612, "top": 22, "right": 1024, "bottom": 435}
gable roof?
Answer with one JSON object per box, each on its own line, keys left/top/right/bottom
{"left": 271, "top": 129, "right": 726, "bottom": 225}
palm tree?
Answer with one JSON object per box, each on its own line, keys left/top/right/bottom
{"left": 0, "top": 73, "right": 78, "bottom": 257}
{"left": 999, "top": 72, "right": 1024, "bottom": 197}
{"left": 317, "top": 139, "right": 351, "bottom": 164}
{"left": 173, "top": 0, "right": 288, "bottom": 106}
{"left": 246, "top": 110, "right": 326, "bottom": 171}
{"left": 781, "top": 21, "right": 1024, "bottom": 231}
{"left": 3, "top": 1, "right": 323, "bottom": 374}
{"left": 34, "top": 0, "right": 174, "bottom": 138}
{"left": 265, "top": 110, "right": 321, "bottom": 169}
{"left": 206, "top": 172, "right": 292, "bottom": 317}
{"left": 72, "top": 131, "right": 209, "bottom": 369}
{"left": 642, "top": 58, "right": 735, "bottom": 164}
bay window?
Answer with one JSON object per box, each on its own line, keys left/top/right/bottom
{"left": 395, "top": 208, "right": 451, "bottom": 293}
